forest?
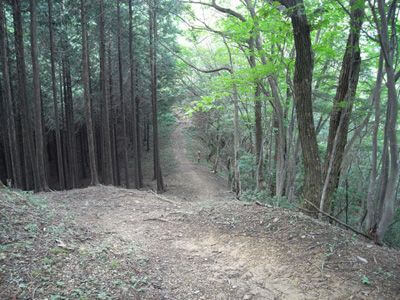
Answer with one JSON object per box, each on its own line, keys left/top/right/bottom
{"left": 5, "top": 0, "right": 400, "bottom": 243}
{"left": 1, "top": 0, "right": 400, "bottom": 298}
{"left": 0, "top": 0, "right": 399, "bottom": 288}
{"left": 177, "top": 0, "right": 400, "bottom": 246}
{"left": 0, "top": 0, "right": 179, "bottom": 192}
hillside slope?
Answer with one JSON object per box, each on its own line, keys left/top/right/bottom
{"left": 1, "top": 122, "right": 399, "bottom": 299}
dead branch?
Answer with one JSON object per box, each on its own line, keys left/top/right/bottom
{"left": 160, "top": 41, "right": 232, "bottom": 74}
{"left": 144, "top": 218, "right": 172, "bottom": 223}
{"left": 149, "top": 190, "right": 176, "bottom": 205}
{"left": 303, "top": 199, "right": 371, "bottom": 240}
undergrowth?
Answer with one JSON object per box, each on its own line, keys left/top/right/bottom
{"left": 0, "top": 188, "right": 151, "bottom": 299}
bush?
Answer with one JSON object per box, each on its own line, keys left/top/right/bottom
{"left": 159, "top": 112, "right": 176, "bottom": 127}
{"left": 238, "top": 153, "right": 256, "bottom": 190}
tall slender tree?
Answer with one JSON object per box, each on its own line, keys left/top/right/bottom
{"left": 62, "top": 55, "right": 77, "bottom": 189}
{"left": 108, "top": 44, "right": 120, "bottom": 186}
{"left": 12, "top": 0, "right": 37, "bottom": 191}
{"left": 278, "top": 0, "right": 322, "bottom": 211}
{"left": 371, "top": 0, "right": 399, "bottom": 244}
{"left": 149, "top": 0, "right": 164, "bottom": 192}
{"left": 129, "top": 0, "right": 139, "bottom": 188}
{"left": 81, "top": 0, "right": 99, "bottom": 186}
{"left": 99, "top": 0, "right": 113, "bottom": 185}
{"left": 322, "top": 0, "right": 365, "bottom": 213}
{"left": 0, "top": 1, "right": 22, "bottom": 188}
{"left": 48, "top": 0, "right": 65, "bottom": 190}
{"left": 30, "top": 0, "right": 48, "bottom": 192}
{"left": 117, "top": 0, "right": 130, "bottom": 188}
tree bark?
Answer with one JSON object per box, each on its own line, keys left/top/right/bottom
{"left": 81, "top": 0, "right": 99, "bottom": 186}
{"left": 323, "top": 0, "right": 365, "bottom": 212}
{"left": 12, "top": 0, "right": 37, "bottom": 190}
{"left": 108, "top": 45, "right": 120, "bottom": 186}
{"left": 117, "top": 0, "right": 130, "bottom": 188}
{"left": 99, "top": 0, "right": 113, "bottom": 185}
{"left": 280, "top": 0, "right": 322, "bottom": 211}
{"left": 374, "top": 0, "right": 399, "bottom": 244}
{"left": 30, "top": 0, "right": 48, "bottom": 192}
{"left": 0, "top": 81, "right": 13, "bottom": 184}
{"left": 364, "top": 53, "right": 383, "bottom": 231}
{"left": 0, "top": 2, "right": 22, "bottom": 188}
{"left": 149, "top": 0, "right": 164, "bottom": 193}
{"left": 254, "top": 85, "right": 264, "bottom": 190}
{"left": 48, "top": 0, "right": 65, "bottom": 190}
{"left": 63, "top": 56, "right": 77, "bottom": 189}
{"left": 129, "top": 0, "right": 139, "bottom": 188}
{"left": 224, "top": 40, "right": 241, "bottom": 196}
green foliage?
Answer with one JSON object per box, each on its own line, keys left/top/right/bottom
{"left": 159, "top": 112, "right": 177, "bottom": 127}
{"left": 241, "top": 190, "right": 270, "bottom": 203}
{"left": 238, "top": 153, "right": 256, "bottom": 190}
{"left": 130, "top": 275, "right": 149, "bottom": 292}
{"left": 186, "top": 96, "right": 224, "bottom": 116}
{"left": 361, "top": 275, "right": 371, "bottom": 285}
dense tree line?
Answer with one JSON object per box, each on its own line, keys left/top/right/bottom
{"left": 0, "top": 0, "right": 180, "bottom": 193}
{"left": 180, "top": 0, "right": 399, "bottom": 245}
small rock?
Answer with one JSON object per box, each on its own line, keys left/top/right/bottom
{"left": 243, "top": 294, "right": 253, "bottom": 300}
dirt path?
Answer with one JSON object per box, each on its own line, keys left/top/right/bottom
{"left": 41, "top": 122, "right": 399, "bottom": 299}
{"left": 163, "top": 119, "right": 229, "bottom": 202}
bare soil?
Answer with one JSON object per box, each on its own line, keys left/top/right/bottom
{"left": 1, "top": 120, "right": 400, "bottom": 299}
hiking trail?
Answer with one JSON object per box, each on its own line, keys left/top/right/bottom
{"left": 41, "top": 120, "right": 399, "bottom": 299}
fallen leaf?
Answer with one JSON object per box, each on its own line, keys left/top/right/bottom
{"left": 356, "top": 256, "right": 368, "bottom": 264}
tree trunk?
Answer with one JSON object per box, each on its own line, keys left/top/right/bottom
{"left": 364, "top": 53, "right": 383, "bottom": 231}
{"left": 246, "top": 0, "right": 286, "bottom": 195}
{"left": 117, "top": 0, "right": 130, "bottom": 188}
{"left": 241, "top": 4, "right": 264, "bottom": 190}
{"left": 81, "top": 0, "right": 99, "bottom": 186}
{"left": 30, "top": 0, "right": 48, "bottom": 192}
{"left": 323, "top": 0, "right": 365, "bottom": 212}
{"left": 224, "top": 40, "right": 241, "bottom": 196}
{"left": 0, "top": 82, "right": 13, "bottom": 184}
{"left": 48, "top": 0, "right": 65, "bottom": 190}
{"left": 63, "top": 57, "right": 77, "bottom": 189}
{"left": 149, "top": 0, "right": 164, "bottom": 193}
{"left": 99, "top": 0, "right": 113, "bottom": 185}
{"left": 135, "top": 98, "right": 143, "bottom": 188}
{"left": 375, "top": 0, "right": 399, "bottom": 244}
{"left": 108, "top": 45, "right": 119, "bottom": 186}
{"left": 129, "top": 0, "right": 139, "bottom": 188}
{"left": 281, "top": 0, "right": 322, "bottom": 211}
{"left": 146, "top": 116, "right": 150, "bottom": 152}
{"left": 0, "top": 2, "right": 22, "bottom": 188}
{"left": 12, "top": 0, "right": 37, "bottom": 190}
